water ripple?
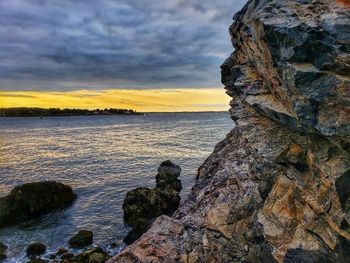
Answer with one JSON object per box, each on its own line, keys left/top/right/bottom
{"left": 0, "top": 112, "right": 233, "bottom": 261}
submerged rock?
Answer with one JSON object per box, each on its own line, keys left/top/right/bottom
{"left": 109, "top": 0, "right": 350, "bottom": 262}
{"left": 26, "top": 259, "right": 48, "bottom": 263}
{"left": 26, "top": 243, "right": 46, "bottom": 256}
{"left": 69, "top": 230, "right": 93, "bottom": 248}
{"left": 122, "top": 161, "right": 182, "bottom": 244}
{"left": 60, "top": 252, "right": 74, "bottom": 260}
{"left": 0, "top": 181, "right": 76, "bottom": 228}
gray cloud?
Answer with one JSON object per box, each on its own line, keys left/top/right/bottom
{"left": 0, "top": 0, "right": 247, "bottom": 91}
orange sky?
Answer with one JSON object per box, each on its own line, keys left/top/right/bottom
{"left": 0, "top": 88, "right": 230, "bottom": 112}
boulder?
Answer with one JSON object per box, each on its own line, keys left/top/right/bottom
{"left": 123, "top": 187, "right": 180, "bottom": 226}
{"left": 26, "top": 242, "right": 46, "bottom": 256}
{"left": 122, "top": 161, "right": 182, "bottom": 244}
{"left": 0, "top": 181, "right": 76, "bottom": 227}
{"left": 69, "top": 230, "right": 93, "bottom": 248}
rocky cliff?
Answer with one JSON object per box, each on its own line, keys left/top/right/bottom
{"left": 109, "top": 0, "right": 350, "bottom": 262}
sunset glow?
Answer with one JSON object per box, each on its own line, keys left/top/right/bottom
{"left": 0, "top": 88, "right": 230, "bottom": 112}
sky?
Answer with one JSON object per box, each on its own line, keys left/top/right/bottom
{"left": 0, "top": 0, "right": 247, "bottom": 111}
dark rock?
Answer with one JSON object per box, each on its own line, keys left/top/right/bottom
{"left": 26, "top": 259, "right": 48, "bottom": 263}
{"left": 123, "top": 218, "right": 151, "bottom": 245}
{"left": 123, "top": 187, "right": 180, "bottom": 226}
{"left": 0, "top": 181, "right": 76, "bottom": 227}
{"left": 69, "top": 230, "right": 93, "bottom": 248}
{"left": 56, "top": 247, "right": 69, "bottom": 255}
{"left": 26, "top": 242, "right": 46, "bottom": 256}
{"left": 49, "top": 253, "right": 56, "bottom": 259}
{"left": 336, "top": 169, "right": 350, "bottom": 210}
{"left": 0, "top": 242, "right": 7, "bottom": 260}
{"left": 60, "top": 252, "right": 74, "bottom": 260}
{"left": 110, "top": 242, "right": 119, "bottom": 248}
{"left": 283, "top": 249, "right": 337, "bottom": 263}
{"left": 122, "top": 161, "right": 182, "bottom": 244}
{"left": 156, "top": 160, "right": 182, "bottom": 192}
{"left": 88, "top": 253, "right": 106, "bottom": 263}
{"left": 73, "top": 247, "right": 109, "bottom": 263}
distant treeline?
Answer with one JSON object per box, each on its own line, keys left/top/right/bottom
{"left": 0, "top": 107, "right": 141, "bottom": 117}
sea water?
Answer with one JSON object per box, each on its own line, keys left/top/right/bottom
{"left": 0, "top": 112, "right": 233, "bottom": 262}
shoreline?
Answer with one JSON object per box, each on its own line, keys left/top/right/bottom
{"left": 0, "top": 111, "right": 229, "bottom": 118}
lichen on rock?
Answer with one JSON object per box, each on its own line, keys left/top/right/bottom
{"left": 108, "top": 0, "right": 350, "bottom": 262}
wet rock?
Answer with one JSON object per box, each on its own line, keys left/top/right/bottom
{"left": 60, "top": 252, "right": 74, "bottom": 260}
{"left": 156, "top": 160, "right": 182, "bottom": 192}
{"left": 88, "top": 253, "right": 107, "bottom": 263}
{"left": 26, "top": 259, "right": 48, "bottom": 263}
{"left": 26, "top": 242, "right": 46, "bottom": 257}
{"left": 69, "top": 230, "right": 93, "bottom": 248}
{"left": 56, "top": 247, "right": 69, "bottom": 255}
{"left": 123, "top": 187, "right": 180, "bottom": 226}
{"left": 0, "top": 181, "right": 76, "bottom": 228}
{"left": 0, "top": 242, "right": 7, "bottom": 260}
{"left": 122, "top": 161, "right": 182, "bottom": 243}
{"left": 123, "top": 218, "right": 151, "bottom": 245}
{"left": 73, "top": 247, "right": 109, "bottom": 263}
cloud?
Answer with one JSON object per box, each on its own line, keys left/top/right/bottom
{"left": 0, "top": 0, "right": 247, "bottom": 91}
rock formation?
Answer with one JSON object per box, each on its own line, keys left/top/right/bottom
{"left": 109, "top": 0, "right": 350, "bottom": 262}
{"left": 0, "top": 181, "right": 76, "bottom": 227}
{"left": 122, "top": 161, "right": 182, "bottom": 244}
{"left": 69, "top": 230, "right": 94, "bottom": 248}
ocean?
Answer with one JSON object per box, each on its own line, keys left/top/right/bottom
{"left": 0, "top": 112, "right": 233, "bottom": 262}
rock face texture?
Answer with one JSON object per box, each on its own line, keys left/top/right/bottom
{"left": 109, "top": 0, "right": 350, "bottom": 262}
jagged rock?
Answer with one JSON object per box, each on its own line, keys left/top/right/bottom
{"left": 69, "top": 230, "right": 93, "bottom": 248}
{"left": 0, "top": 181, "right": 76, "bottom": 227}
{"left": 108, "top": 0, "right": 350, "bottom": 262}
{"left": 26, "top": 243, "right": 46, "bottom": 256}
